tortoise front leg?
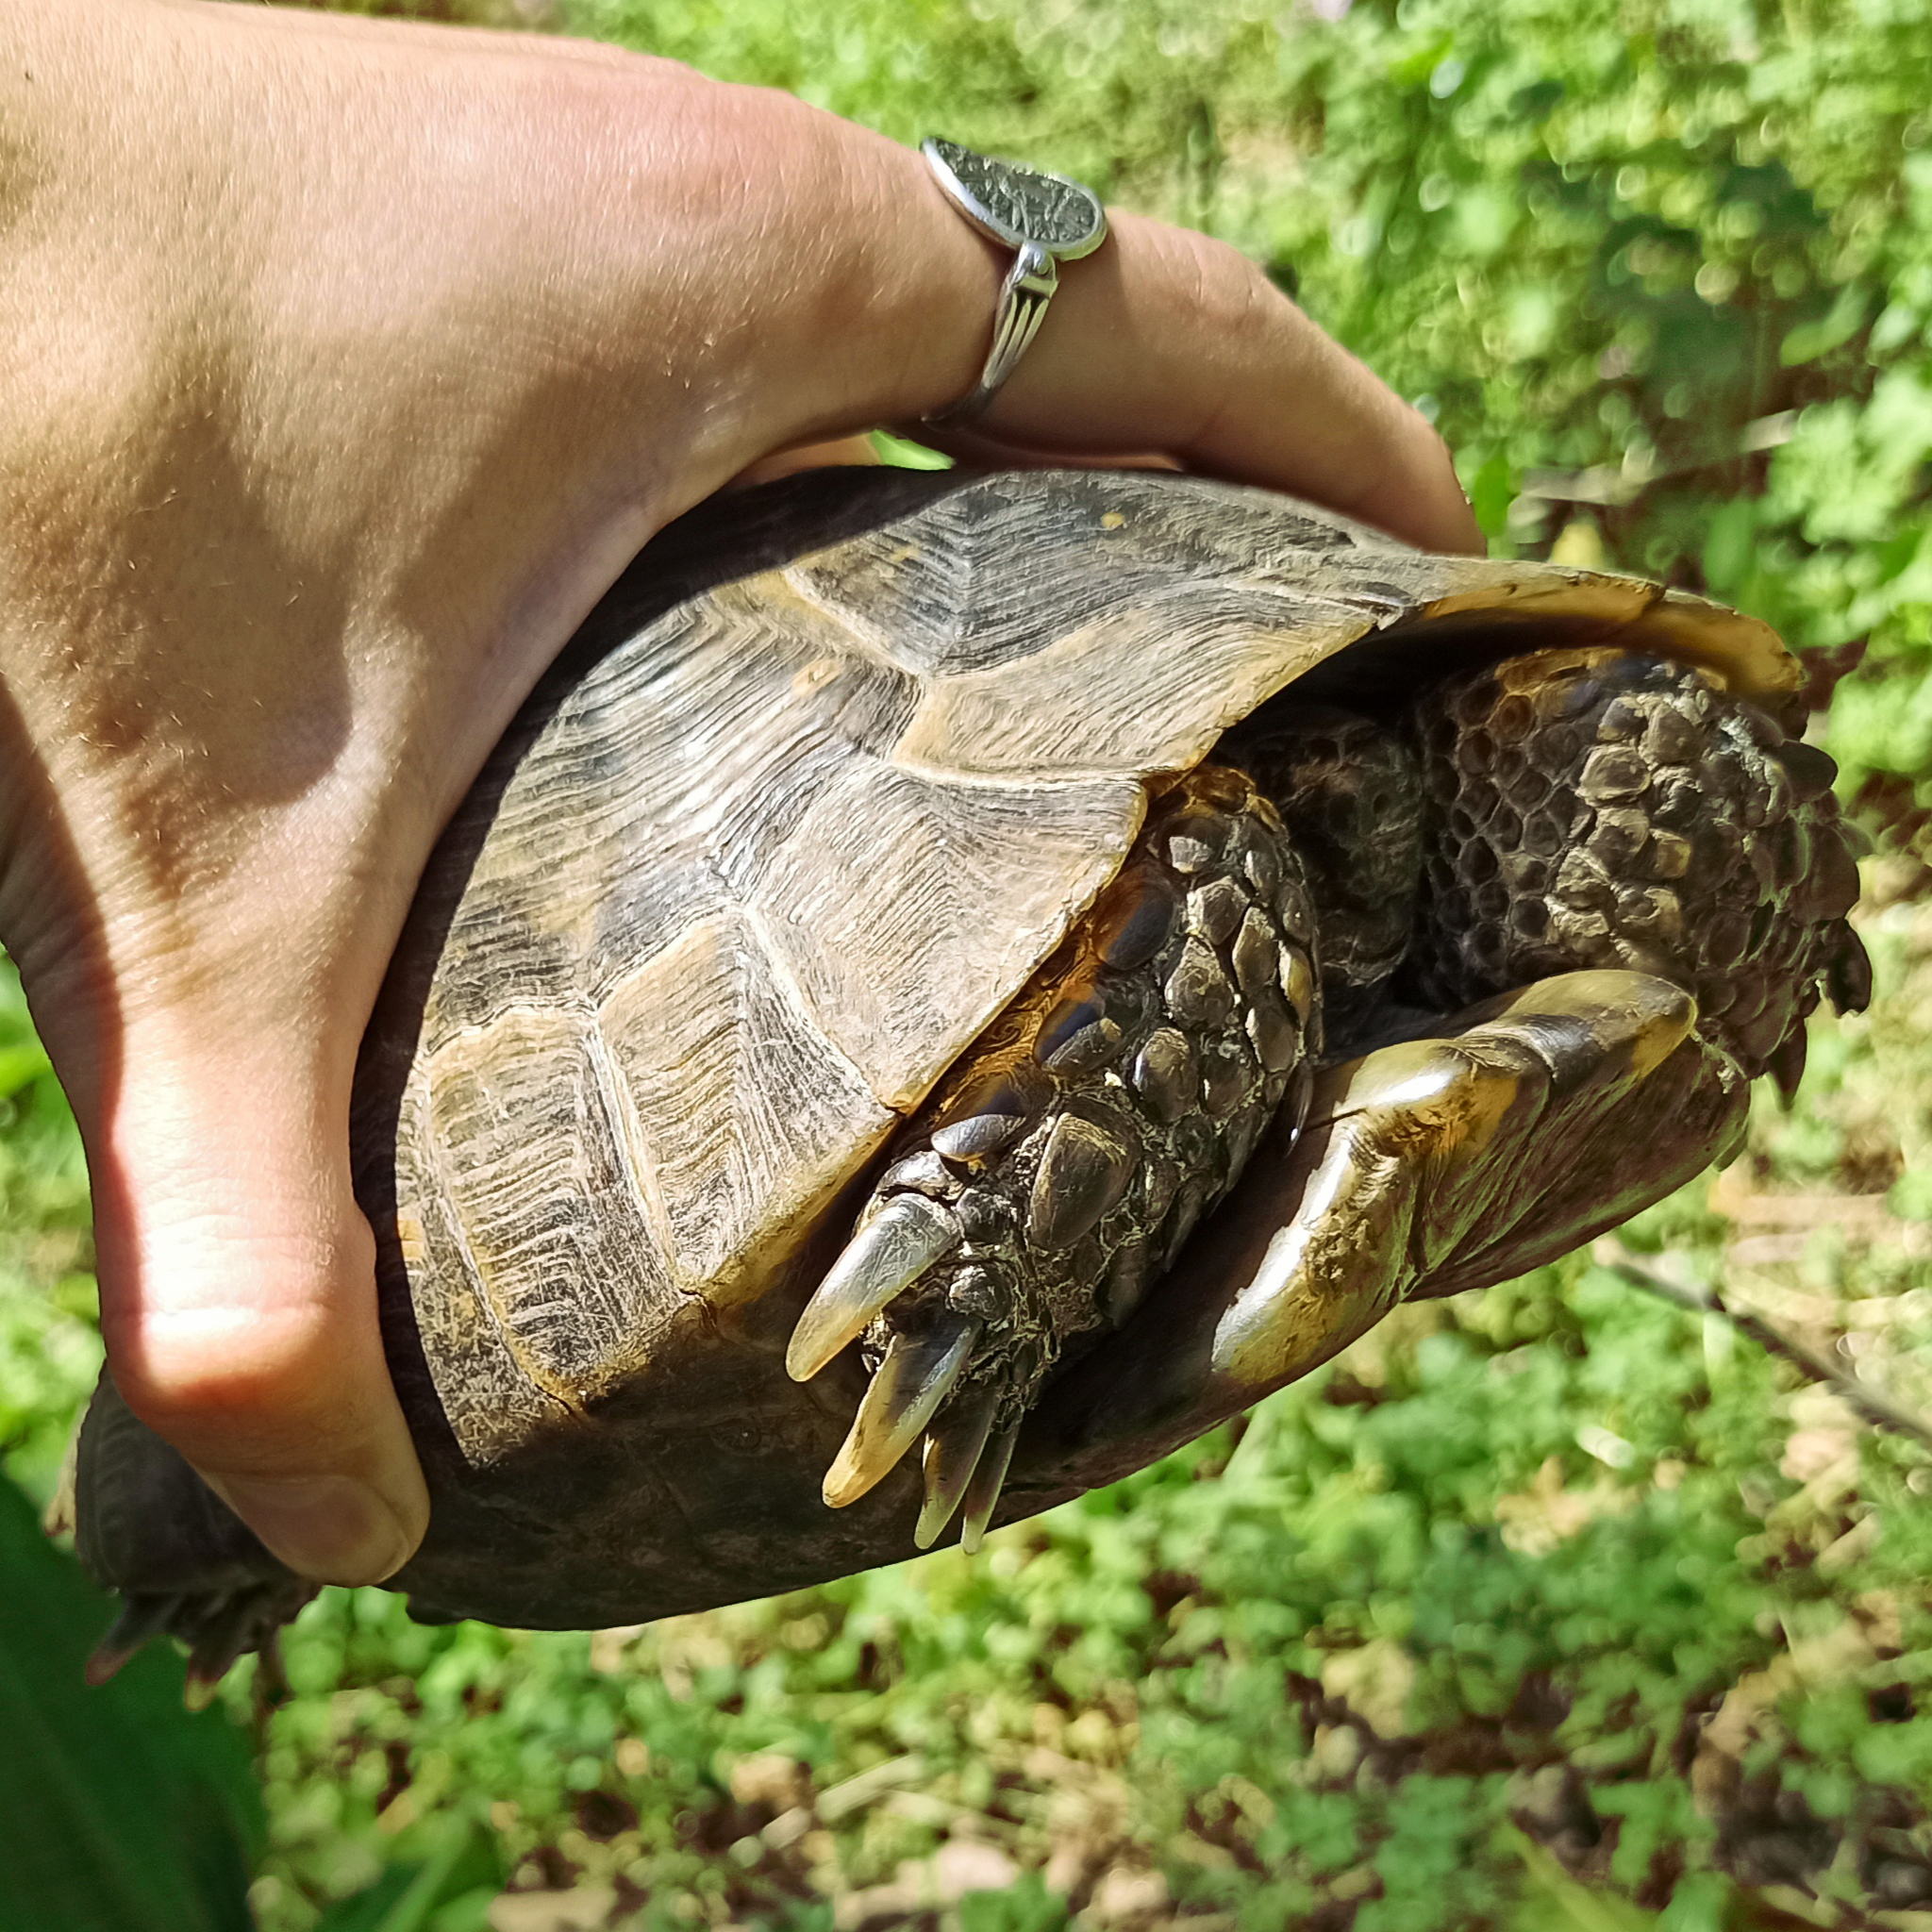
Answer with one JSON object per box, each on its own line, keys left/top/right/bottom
{"left": 64, "top": 1372, "right": 314, "bottom": 1698}
{"left": 1009, "top": 969, "right": 1747, "bottom": 1504}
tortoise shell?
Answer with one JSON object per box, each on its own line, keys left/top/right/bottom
{"left": 350, "top": 466, "right": 1794, "bottom": 1629}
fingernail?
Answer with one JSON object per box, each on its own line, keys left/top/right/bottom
{"left": 206, "top": 1474, "right": 413, "bottom": 1585}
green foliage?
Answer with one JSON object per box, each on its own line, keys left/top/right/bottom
{"left": 0, "top": 958, "right": 98, "bottom": 1509}
{"left": 210, "top": 908, "right": 1932, "bottom": 1925}
{"left": 0, "top": 1474, "right": 261, "bottom": 1932}
{"left": 212, "top": 1100, "right": 1932, "bottom": 1930}
{"left": 310, "top": 1819, "right": 505, "bottom": 1932}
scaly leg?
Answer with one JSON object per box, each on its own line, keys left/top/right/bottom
{"left": 788, "top": 766, "right": 1323, "bottom": 1548}
{"left": 64, "top": 1372, "right": 314, "bottom": 1697}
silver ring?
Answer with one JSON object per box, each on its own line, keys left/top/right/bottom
{"left": 922, "top": 138, "right": 1108, "bottom": 426}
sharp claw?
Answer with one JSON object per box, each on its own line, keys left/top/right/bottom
{"left": 86, "top": 1591, "right": 185, "bottom": 1686}
{"left": 823, "top": 1313, "right": 981, "bottom": 1508}
{"left": 959, "top": 1421, "right": 1020, "bottom": 1554}
{"left": 788, "top": 1195, "right": 961, "bottom": 1383}
{"left": 1768, "top": 1019, "right": 1808, "bottom": 1106}
{"left": 913, "top": 1380, "right": 1003, "bottom": 1549}
{"left": 182, "top": 1670, "right": 225, "bottom": 1713}
{"left": 183, "top": 1590, "right": 281, "bottom": 1705}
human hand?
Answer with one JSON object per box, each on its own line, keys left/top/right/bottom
{"left": 0, "top": 0, "right": 1474, "bottom": 1588}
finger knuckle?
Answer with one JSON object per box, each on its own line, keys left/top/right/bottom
{"left": 1178, "top": 234, "right": 1285, "bottom": 354}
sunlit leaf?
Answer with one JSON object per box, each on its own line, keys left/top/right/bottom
{"left": 0, "top": 1476, "right": 260, "bottom": 1932}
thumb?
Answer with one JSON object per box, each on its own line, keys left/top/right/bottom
{"left": 85, "top": 997, "right": 426, "bottom": 1587}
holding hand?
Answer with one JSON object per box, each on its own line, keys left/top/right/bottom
{"left": 0, "top": 0, "right": 1473, "bottom": 1588}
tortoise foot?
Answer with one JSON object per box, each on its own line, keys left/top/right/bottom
{"left": 89, "top": 1574, "right": 315, "bottom": 1704}
{"left": 69, "top": 1368, "right": 313, "bottom": 1692}
{"left": 787, "top": 768, "right": 1320, "bottom": 1537}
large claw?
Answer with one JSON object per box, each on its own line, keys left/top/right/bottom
{"left": 915, "top": 1380, "right": 1002, "bottom": 1550}
{"left": 958, "top": 1423, "right": 1020, "bottom": 1555}
{"left": 1213, "top": 968, "right": 1698, "bottom": 1387}
{"left": 86, "top": 1592, "right": 187, "bottom": 1687}
{"left": 788, "top": 1195, "right": 961, "bottom": 1383}
{"left": 823, "top": 1311, "right": 981, "bottom": 1507}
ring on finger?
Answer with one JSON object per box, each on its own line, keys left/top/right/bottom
{"left": 921, "top": 137, "right": 1108, "bottom": 426}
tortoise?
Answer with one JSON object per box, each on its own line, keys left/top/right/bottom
{"left": 61, "top": 465, "right": 1869, "bottom": 1692}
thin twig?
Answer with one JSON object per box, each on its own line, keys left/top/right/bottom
{"left": 1594, "top": 1239, "right": 1932, "bottom": 1452}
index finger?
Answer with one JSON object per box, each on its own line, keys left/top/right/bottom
{"left": 920, "top": 207, "right": 1481, "bottom": 556}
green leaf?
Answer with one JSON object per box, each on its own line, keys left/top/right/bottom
{"left": 0, "top": 1040, "right": 52, "bottom": 1102}
{"left": 1462, "top": 447, "right": 1518, "bottom": 547}
{"left": 1509, "top": 1835, "right": 1657, "bottom": 1931}
{"left": 958, "top": 1872, "right": 1070, "bottom": 1932}
{"left": 1701, "top": 498, "right": 1757, "bottom": 602}
{"left": 1889, "top": 1168, "right": 1932, "bottom": 1222}
{"left": 313, "top": 1818, "right": 505, "bottom": 1932}
{"left": 1779, "top": 284, "right": 1869, "bottom": 366}
{"left": 314, "top": 1868, "right": 419, "bottom": 1932}
{"left": 0, "top": 1474, "right": 261, "bottom": 1932}
{"left": 869, "top": 429, "right": 954, "bottom": 470}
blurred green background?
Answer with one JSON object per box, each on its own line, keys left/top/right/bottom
{"left": 9, "top": 0, "right": 1932, "bottom": 1926}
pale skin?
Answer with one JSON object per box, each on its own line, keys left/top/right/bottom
{"left": 0, "top": 0, "right": 1478, "bottom": 1589}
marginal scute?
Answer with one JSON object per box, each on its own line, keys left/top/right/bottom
{"left": 425, "top": 1006, "right": 666, "bottom": 1405}
{"left": 387, "top": 1075, "right": 572, "bottom": 1466}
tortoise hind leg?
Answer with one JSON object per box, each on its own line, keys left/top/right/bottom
{"left": 787, "top": 766, "right": 1324, "bottom": 1545}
